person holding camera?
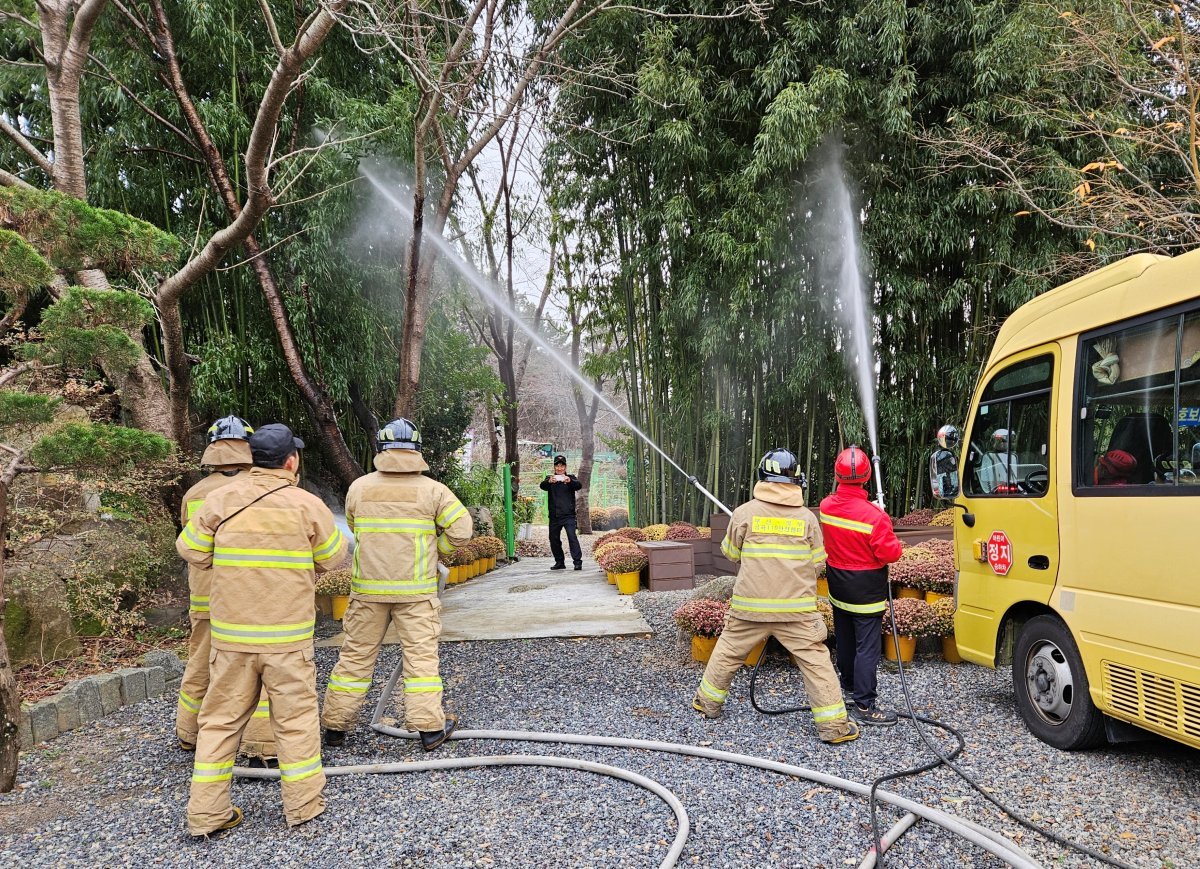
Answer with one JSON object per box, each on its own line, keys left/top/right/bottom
{"left": 539, "top": 454, "right": 583, "bottom": 571}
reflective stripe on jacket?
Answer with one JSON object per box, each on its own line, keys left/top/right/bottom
{"left": 179, "top": 467, "right": 248, "bottom": 619}
{"left": 722, "top": 482, "right": 826, "bottom": 623}
{"left": 345, "top": 449, "right": 473, "bottom": 602}
{"left": 819, "top": 483, "right": 902, "bottom": 614}
{"left": 176, "top": 466, "right": 348, "bottom": 652}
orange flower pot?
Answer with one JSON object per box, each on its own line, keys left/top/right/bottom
{"left": 925, "top": 591, "right": 951, "bottom": 605}
{"left": 744, "top": 640, "right": 766, "bottom": 667}
{"left": 942, "top": 636, "right": 962, "bottom": 664}
{"left": 883, "top": 634, "right": 916, "bottom": 663}
{"left": 896, "top": 586, "right": 922, "bottom": 600}
{"left": 691, "top": 635, "right": 717, "bottom": 662}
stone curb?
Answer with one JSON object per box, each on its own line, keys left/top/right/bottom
{"left": 18, "top": 651, "right": 186, "bottom": 751}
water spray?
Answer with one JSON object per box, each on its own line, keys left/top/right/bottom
{"left": 359, "top": 165, "right": 732, "bottom": 516}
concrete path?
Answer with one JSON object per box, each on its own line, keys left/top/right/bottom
{"left": 316, "top": 557, "right": 651, "bottom": 647}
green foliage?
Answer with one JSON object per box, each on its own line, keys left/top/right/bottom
{"left": 0, "top": 228, "right": 54, "bottom": 298}
{"left": 30, "top": 423, "right": 174, "bottom": 470}
{"left": 0, "top": 390, "right": 59, "bottom": 427}
{"left": 0, "top": 186, "right": 179, "bottom": 274}
{"left": 445, "top": 463, "right": 504, "bottom": 515}
{"left": 36, "top": 287, "right": 155, "bottom": 369}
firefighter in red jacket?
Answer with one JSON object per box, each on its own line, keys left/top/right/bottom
{"left": 819, "top": 446, "right": 903, "bottom": 726}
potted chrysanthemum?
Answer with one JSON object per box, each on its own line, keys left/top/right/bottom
{"left": 672, "top": 597, "right": 730, "bottom": 662}
{"left": 315, "top": 568, "right": 352, "bottom": 620}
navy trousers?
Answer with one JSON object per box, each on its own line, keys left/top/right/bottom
{"left": 832, "top": 607, "right": 883, "bottom": 709}
{"left": 549, "top": 518, "right": 582, "bottom": 567}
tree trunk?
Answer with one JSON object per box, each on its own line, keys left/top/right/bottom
{"left": 0, "top": 469, "right": 22, "bottom": 792}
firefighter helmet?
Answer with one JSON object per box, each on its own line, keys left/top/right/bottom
{"left": 936, "top": 424, "right": 961, "bottom": 452}
{"left": 208, "top": 415, "right": 253, "bottom": 442}
{"left": 757, "top": 448, "right": 803, "bottom": 485}
{"left": 377, "top": 418, "right": 422, "bottom": 452}
{"left": 991, "top": 428, "right": 1011, "bottom": 450}
{"left": 834, "top": 445, "right": 872, "bottom": 484}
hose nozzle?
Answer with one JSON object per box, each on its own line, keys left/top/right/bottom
{"left": 871, "top": 454, "right": 885, "bottom": 510}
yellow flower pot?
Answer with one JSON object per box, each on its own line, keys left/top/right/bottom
{"left": 448, "top": 565, "right": 462, "bottom": 584}
{"left": 942, "top": 636, "right": 962, "bottom": 664}
{"left": 744, "top": 640, "right": 766, "bottom": 667}
{"left": 615, "top": 571, "right": 640, "bottom": 594}
{"left": 883, "top": 634, "right": 916, "bottom": 663}
{"left": 691, "top": 635, "right": 717, "bottom": 662}
{"left": 331, "top": 594, "right": 350, "bottom": 620}
{"left": 896, "top": 586, "right": 922, "bottom": 600}
{"left": 925, "top": 591, "right": 951, "bottom": 605}
{"left": 467, "top": 560, "right": 478, "bottom": 578}
{"left": 606, "top": 571, "right": 616, "bottom": 585}
{"left": 816, "top": 577, "right": 829, "bottom": 598}
{"left": 488, "top": 556, "right": 497, "bottom": 571}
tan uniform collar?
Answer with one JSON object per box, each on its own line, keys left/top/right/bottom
{"left": 249, "top": 466, "right": 298, "bottom": 485}
{"left": 202, "top": 439, "right": 252, "bottom": 467}
{"left": 373, "top": 449, "right": 429, "bottom": 474}
{"left": 752, "top": 481, "right": 807, "bottom": 507}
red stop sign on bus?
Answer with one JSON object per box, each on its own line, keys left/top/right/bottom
{"left": 987, "top": 531, "right": 1013, "bottom": 576}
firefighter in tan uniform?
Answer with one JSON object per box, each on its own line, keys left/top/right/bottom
{"left": 322, "top": 418, "right": 472, "bottom": 750}
{"left": 175, "top": 416, "right": 275, "bottom": 761}
{"left": 177, "top": 424, "right": 348, "bottom": 836}
{"left": 692, "top": 448, "right": 859, "bottom": 745}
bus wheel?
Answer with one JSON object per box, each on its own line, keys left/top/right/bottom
{"left": 1013, "top": 615, "right": 1105, "bottom": 751}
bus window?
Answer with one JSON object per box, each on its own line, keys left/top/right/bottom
{"left": 1078, "top": 308, "right": 1200, "bottom": 490}
{"left": 964, "top": 355, "right": 1053, "bottom": 497}
{"left": 1174, "top": 311, "right": 1200, "bottom": 486}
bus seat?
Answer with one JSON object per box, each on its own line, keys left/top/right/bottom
{"left": 1108, "top": 412, "right": 1173, "bottom": 483}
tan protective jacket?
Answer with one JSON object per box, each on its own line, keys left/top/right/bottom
{"left": 176, "top": 466, "right": 348, "bottom": 652}
{"left": 345, "top": 449, "right": 472, "bottom": 602}
{"left": 719, "top": 482, "right": 827, "bottom": 622}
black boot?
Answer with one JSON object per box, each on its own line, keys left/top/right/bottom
{"left": 420, "top": 715, "right": 458, "bottom": 751}
{"left": 550, "top": 563, "right": 566, "bottom": 571}
{"left": 323, "top": 728, "right": 346, "bottom": 747}
{"left": 573, "top": 562, "right": 583, "bottom": 570}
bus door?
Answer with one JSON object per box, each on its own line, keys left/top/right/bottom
{"left": 955, "top": 351, "right": 1060, "bottom": 665}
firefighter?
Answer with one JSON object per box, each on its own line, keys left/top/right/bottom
{"left": 321, "top": 418, "right": 472, "bottom": 751}
{"left": 819, "top": 445, "right": 903, "bottom": 727}
{"left": 692, "top": 449, "right": 859, "bottom": 745}
{"left": 175, "top": 416, "right": 276, "bottom": 763}
{"left": 177, "top": 423, "right": 347, "bottom": 836}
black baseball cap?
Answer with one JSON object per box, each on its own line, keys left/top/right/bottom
{"left": 553, "top": 454, "right": 566, "bottom": 464}
{"left": 249, "top": 423, "right": 305, "bottom": 468}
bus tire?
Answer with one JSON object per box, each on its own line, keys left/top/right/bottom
{"left": 1012, "top": 615, "right": 1105, "bottom": 751}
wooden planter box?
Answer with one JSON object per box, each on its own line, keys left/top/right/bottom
{"left": 687, "top": 538, "right": 713, "bottom": 573}
{"left": 636, "top": 541, "right": 695, "bottom": 591}
{"left": 708, "top": 513, "right": 737, "bottom": 576}
{"left": 894, "top": 525, "right": 953, "bottom": 546}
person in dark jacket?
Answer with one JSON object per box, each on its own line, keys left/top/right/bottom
{"left": 539, "top": 454, "right": 583, "bottom": 571}
{"left": 819, "top": 445, "right": 903, "bottom": 726}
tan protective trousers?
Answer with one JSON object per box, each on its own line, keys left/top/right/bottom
{"left": 321, "top": 597, "right": 446, "bottom": 733}
{"left": 693, "top": 612, "right": 854, "bottom": 742}
{"left": 187, "top": 647, "right": 325, "bottom": 835}
{"left": 176, "top": 616, "right": 276, "bottom": 757}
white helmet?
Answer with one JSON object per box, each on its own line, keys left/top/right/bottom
{"left": 991, "top": 428, "right": 1011, "bottom": 449}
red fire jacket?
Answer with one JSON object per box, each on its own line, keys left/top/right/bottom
{"left": 818, "top": 484, "right": 903, "bottom": 570}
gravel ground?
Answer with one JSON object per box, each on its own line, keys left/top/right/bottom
{"left": 2, "top": 579, "right": 1196, "bottom": 868}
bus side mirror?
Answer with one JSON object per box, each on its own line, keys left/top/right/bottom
{"left": 930, "top": 448, "right": 960, "bottom": 500}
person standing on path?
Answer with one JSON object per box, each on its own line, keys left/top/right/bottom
{"left": 819, "top": 445, "right": 903, "bottom": 727}
{"left": 692, "top": 448, "right": 859, "bottom": 746}
{"left": 321, "top": 418, "right": 473, "bottom": 751}
{"left": 175, "top": 416, "right": 277, "bottom": 762}
{"left": 177, "top": 423, "right": 347, "bottom": 836}
{"left": 540, "top": 454, "right": 582, "bottom": 571}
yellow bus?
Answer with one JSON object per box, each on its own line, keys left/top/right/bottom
{"left": 929, "top": 252, "right": 1200, "bottom": 750}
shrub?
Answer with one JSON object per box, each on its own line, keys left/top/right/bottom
{"left": 596, "top": 540, "right": 641, "bottom": 571}
{"left": 590, "top": 506, "right": 611, "bottom": 530}
{"left": 614, "top": 527, "right": 646, "bottom": 542}
{"left": 513, "top": 495, "right": 537, "bottom": 525}
{"left": 895, "top": 508, "right": 935, "bottom": 527}
{"left": 930, "top": 509, "right": 955, "bottom": 527}
{"left": 607, "top": 548, "right": 647, "bottom": 574}
{"left": 928, "top": 597, "right": 957, "bottom": 637}
{"left": 672, "top": 598, "right": 729, "bottom": 638}
{"left": 818, "top": 598, "right": 835, "bottom": 636}
{"left": 473, "top": 536, "right": 506, "bottom": 558}
{"left": 315, "top": 569, "right": 352, "bottom": 596}
{"left": 882, "top": 598, "right": 939, "bottom": 638}
{"left": 643, "top": 523, "right": 669, "bottom": 541}
{"left": 692, "top": 575, "right": 736, "bottom": 602}
{"left": 607, "top": 507, "right": 629, "bottom": 529}
{"left": 695, "top": 526, "right": 711, "bottom": 539}
{"left": 665, "top": 523, "right": 700, "bottom": 540}
{"left": 441, "top": 546, "right": 472, "bottom": 567}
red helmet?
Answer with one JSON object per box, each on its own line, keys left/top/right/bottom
{"left": 835, "top": 445, "right": 872, "bottom": 484}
